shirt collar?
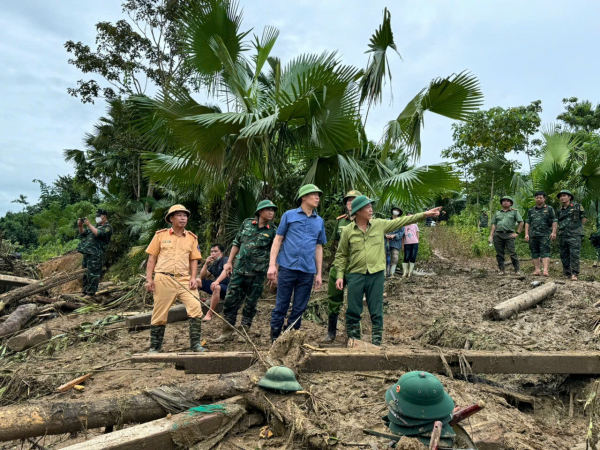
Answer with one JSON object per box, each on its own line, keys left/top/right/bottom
{"left": 296, "top": 206, "right": 317, "bottom": 217}
{"left": 252, "top": 220, "right": 270, "bottom": 229}
{"left": 169, "top": 228, "right": 186, "bottom": 236}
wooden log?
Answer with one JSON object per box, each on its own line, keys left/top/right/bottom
{"left": 61, "top": 397, "right": 254, "bottom": 450}
{"left": 487, "top": 282, "right": 557, "bottom": 320}
{"left": 125, "top": 302, "right": 223, "bottom": 330}
{"left": 31, "top": 296, "right": 81, "bottom": 311}
{"left": 0, "top": 374, "right": 254, "bottom": 441}
{"left": 133, "top": 349, "right": 600, "bottom": 376}
{"left": 0, "top": 274, "right": 37, "bottom": 287}
{"left": 56, "top": 374, "right": 93, "bottom": 393}
{"left": 6, "top": 325, "right": 52, "bottom": 351}
{"left": 0, "top": 304, "right": 39, "bottom": 338}
{"left": 0, "top": 269, "right": 87, "bottom": 308}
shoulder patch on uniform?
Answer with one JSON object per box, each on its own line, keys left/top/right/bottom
{"left": 336, "top": 214, "right": 348, "bottom": 220}
{"left": 187, "top": 231, "right": 198, "bottom": 239}
{"left": 155, "top": 229, "right": 168, "bottom": 234}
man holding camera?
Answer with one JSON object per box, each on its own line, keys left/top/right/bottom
{"left": 77, "top": 209, "right": 113, "bottom": 297}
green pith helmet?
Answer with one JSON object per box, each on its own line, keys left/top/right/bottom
{"left": 557, "top": 189, "right": 574, "bottom": 200}
{"left": 387, "top": 420, "right": 456, "bottom": 438}
{"left": 385, "top": 387, "right": 452, "bottom": 427}
{"left": 255, "top": 199, "right": 278, "bottom": 215}
{"left": 387, "top": 372, "right": 455, "bottom": 420}
{"left": 343, "top": 190, "right": 362, "bottom": 204}
{"left": 500, "top": 196, "right": 514, "bottom": 206}
{"left": 296, "top": 184, "right": 323, "bottom": 201}
{"left": 258, "top": 366, "right": 303, "bottom": 392}
{"left": 351, "top": 195, "right": 376, "bottom": 216}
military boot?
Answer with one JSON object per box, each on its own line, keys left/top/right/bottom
{"left": 270, "top": 327, "right": 282, "bottom": 343}
{"left": 189, "top": 318, "right": 207, "bottom": 352}
{"left": 323, "top": 314, "right": 338, "bottom": 343}
{"left": 215, "top": 321, "right": 235, "bottom": 343}
{"left": 149, "top": 325, "right": 165, "bottom": 353}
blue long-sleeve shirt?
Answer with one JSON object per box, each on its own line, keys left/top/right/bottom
{"left": 386, "top": 227, "right": 404, "bottom": 250}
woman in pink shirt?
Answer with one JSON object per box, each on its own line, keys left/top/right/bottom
{"left": 402, "top": 213, "right": 419, "bottom": 277}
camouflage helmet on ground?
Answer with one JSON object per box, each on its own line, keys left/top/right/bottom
{"left": 387, "top": 371, "right": 455, "bottom": 420}
{"left": 343, "top": 190, "right": 362, "bottom": 204}
{"left": 500, "top": 196, "right": 514, "bottom": 206}
{"left": 258, "top": 366, "right": 303, "bottom": 392}
{"left": 557, "top": 189, "right": 574, "bottom": 200}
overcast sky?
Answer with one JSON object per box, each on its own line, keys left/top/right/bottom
{"left": 1, "top": 0, "right": 599, "bottom": 216}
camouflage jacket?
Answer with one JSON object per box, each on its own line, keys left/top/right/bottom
{"left": 526, "top": 204, "right": 557, "bottom": 237}
{"left": 331, "top": 214, "right": 352, "bottom": 243}
{"left": 77, "top": 223, "right": 113, "bottom": 255}
{"left": 479, "top": 213, "right": 489, "bottom": 228}
{"left": 557, "top": 202, "right": 586, "bottom": 236}
{"left": 232, "top": 218, "right": 277, "bottom": 275}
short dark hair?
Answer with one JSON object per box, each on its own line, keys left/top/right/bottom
{"left": 211, "top": 243, "right": 224, "bottom": 253}
{"left": 534, "top": 191, "right": 546, "bottom": 198}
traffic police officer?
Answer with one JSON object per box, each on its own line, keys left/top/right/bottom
{"left": 557, "top": 190, "right": 586, "bottom": 280}
{"left": 323, "top": 190, "right": 361, "bottom": 343}
{"left": 144, "top": 204, "right": 205, "bottom": 352}
{"left": 77, "top": 209, "right": 113, "bottom": 297}
{"left": 214, "top": 200, "right": 278, "bottom": 342}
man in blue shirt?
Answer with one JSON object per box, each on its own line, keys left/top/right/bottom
{"left": 268, "top": 184, "right": 327, "bottom": 342}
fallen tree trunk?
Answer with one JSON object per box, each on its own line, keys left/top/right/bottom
{"left": 6, "top": 325, "right": 51, "bottom": 351}
{"left": 0, "top": 274, "right": 36, "bottom": 287}
{"left": 20, "top": 296, "right": 82, "bottom": 311}
{"left": 0, "top": 269, "right": 86, "bottom": 309}
{"left": 0, "top": 304, "right": 38, "bottom": 338}
{"left": 486, "top": 282, "right": 557, "bottom": 320}
{"left": 0, "top": 373, "right": 254, "bottom": 441}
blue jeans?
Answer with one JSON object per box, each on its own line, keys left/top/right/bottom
{"left": 270, "top": 267, "right": 314, "bottom": 331}
{"left": 403, "top": 243, "right": 419, "bottom": 263}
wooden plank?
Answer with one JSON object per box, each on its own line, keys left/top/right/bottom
{"left": 132, "top": 349, "right": 600, "bottom": 375}
{"left": 126, "top": 302, "right": 222, "bottom": 330}
{"left": 0, "top": 274, "right": 36, "bottom": 287}
{"left": 56, "top": 374, "right": 93, "bottom": 393}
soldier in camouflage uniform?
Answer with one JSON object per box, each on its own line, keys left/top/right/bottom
{"left": 557, "top": 190, "right": 587, "bottom": 280}
{"left": 488, "top": 196, "right": 524, "bottom": 274}
{"left": 478, "top": 210, "right": 488, "bottom": 230}
{"left": 524, "top": 191, "right": 557, "bottom": 277}
{"left": 77, "top": 209, "right": 113, "bottom": 296}
{"left": 214, "top": 200, "right": 278, "bottom": 342}
{"left": 323, "top": 190, "right": 361, "bottom": 344}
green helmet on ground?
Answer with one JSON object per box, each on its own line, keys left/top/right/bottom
{"left": 258, "top": 366, "right": 303, "bottom": 392}
{"left": 351, "top": 195, "right": 376, "bottom": 216}
{"left": 387, "top": 420, "right": 456, "bottom": 438}
{"left": 557, "top": 189, "right": 574, "bottom": 200}
{"left": 296, "top": 184, "right": 323, "bottom": 201}
{"left": 343, "top": 190, "right": 362, "bottom": 204}
{"left": 387, "top": 371, "right": 455, "bottom": 420}
{"left": 499, "top": 196, "right": 514, "bottom": 206}
{"left": 255, "top": 199, "right": 278, "bottom": 215}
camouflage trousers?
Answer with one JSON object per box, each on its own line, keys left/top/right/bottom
{"left": 82, "top": 252, "right": 104, "bottom": 295}
{"left": 345, "top": 271, "right": 385, "bottom": 345}
{"left": 493, "top": 232, "right": 519, "bottom": 272}
{"left": 222, "top": 272, "right": 266, "bottom": 327}
{"left": 327, "top": 266, "right": 345, "bottom": 316}
{"left": 559, "top": 235, "right": 582, "bottom": 276}
{"left": 528, "top": 235, "right": 551, "bottom": 259}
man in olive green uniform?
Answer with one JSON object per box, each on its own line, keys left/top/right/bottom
{"left": 335, "top": 196, "right": 441, "bottom": 345}
{"left": 525, "top": 191, "right": 557, "bottom": 277}
{"left": 557, "top": 190, "right": 586, "bottom": 280}
{"left": 214, "top": 200, "right": 278, "bottom": 342}
{"left": 489, "top": 196, "right": 523, "bottom": 274}
{"left": 323, "top": 190, "right": 361, "bottom": 343}
{"left": 77, "top": 209, "right": 113, "bottom": 296}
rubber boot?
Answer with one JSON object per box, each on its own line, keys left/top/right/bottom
{"left": 149, "top": 325, "right": 165, "bottom": 353}
{"left": 237, "top": 324, "right": 251, "bottom": 342}
{"left": 402, "top": 263, "right": 409, "bottom": 277}
{"left": 385, "top": 266, "right": 390, "bottom": 278}
{"left": 323, "top": 314, "right": 338, "bottom": 343}
{"left": 390, "top": 264, "right": 397, "bottom": 277}
{"left": 408, "top": 263, "right": 414, "bottom": 277}
{"left": 215, "top": 321, "right": 235, "bottom": 343}
{"left": 270, "top": 327, "right": 282, "bottom": 343}
{"left": 189, "top": 318, "right": 207, "bottom": 352}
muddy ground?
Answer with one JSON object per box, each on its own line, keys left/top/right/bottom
{"left": 1, "top": 230, "right": 600, "bottom": 449}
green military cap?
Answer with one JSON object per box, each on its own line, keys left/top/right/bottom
{"left": 343, "top": 190, "right": 362, "bottom": 203}
{"left": 258, "top": 366, "right": 303, "bottom": 392}
{"left": 557, "top": 189, "right": 574, "bottom": 200}
{"left": 499, "top": 196, "right": 514, "bottom": 206}
{"left": 296, "top": 184, "right": 323, "bottom": 201}
{"left": 255, "top": 199, "right": 278, "bottom": 215}
{"left": 351, "top": 195, "right": 376, "bottom": 216}
{"left": 387, "top": 371, "right": 455, "bottom": 420}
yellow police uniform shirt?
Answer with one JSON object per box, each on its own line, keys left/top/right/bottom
{"left": 145, "top": 228, "right": 202, "bottom": 276}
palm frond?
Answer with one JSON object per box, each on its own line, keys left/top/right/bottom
{"left": 359, "top": 7, "right": 401, "bottom": 107}
{"left": 63, "top": 149, "right": 86, "bottom": 165}
{"left": 535, "top": 124, "right": 582, "bottom": 172}
{"left": 252, "top": 26, "right": 279, "bottom": 81}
